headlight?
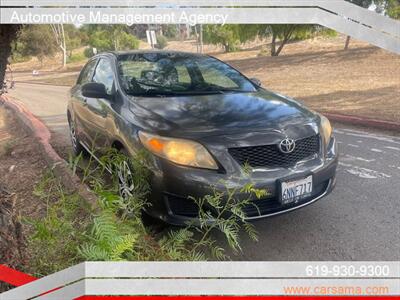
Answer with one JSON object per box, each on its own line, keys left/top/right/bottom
{"left": 320, "top": 114, "right": 332, "bottom": 146}
{"left": 138, "top": 131, "right": 218, "bottom": 170}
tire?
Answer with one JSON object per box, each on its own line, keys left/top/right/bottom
{"left": 68, "top": 115, "right": 86, "bottom": 156}
{"left": 117, "top": 149, "right": 167, "bottom": 230}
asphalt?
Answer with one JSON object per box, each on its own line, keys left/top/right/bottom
{"left": 8, "top": 82, "right": 400, "bottom": 261}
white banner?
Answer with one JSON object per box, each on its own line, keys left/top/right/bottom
{"left": 1, "top": 262, "right": 399, "bottom": 299}
{"left": 1, "top": 1, "right": 399, "bottom": 54}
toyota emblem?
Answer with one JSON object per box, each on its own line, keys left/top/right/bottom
{"left": 279, "top": 138, "right": 296, "bottom": 154}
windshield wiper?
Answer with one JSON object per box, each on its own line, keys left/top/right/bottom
{"left": 129, "top": 89, "right": 251, "bottom": 97}
{"left": 131, "top": 91, "right": 175, "bottom": 97}
{"left": 130, "top": 90, "right": 222, "bottom": 97}
{"left": 215, "top": 88, "right": 251, "bottom": 93}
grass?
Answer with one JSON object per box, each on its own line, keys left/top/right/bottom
{"left": 67, "top": 52, "right": 87, "bottom": 64}
{"left": 25, "top": 148, "right": 267, "bottom": 276}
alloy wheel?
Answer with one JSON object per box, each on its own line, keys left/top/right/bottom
{"left": 69, "top": 120, "right": 78, "bottom": 151}
{"left": 117, "top": 160, "right": 135, "bottom": 199}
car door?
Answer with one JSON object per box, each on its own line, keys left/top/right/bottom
{"left": 71, "top": 58, "right": 98, "bottom": 147}
{"left": 84, "top": 57, "right": 116, "bottom": 150}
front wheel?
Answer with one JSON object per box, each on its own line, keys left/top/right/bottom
{"left": 116, "top": 149, "right": 167, "bottom": 230}
{"left": 68, "top": 117, "right": 86, "bottom": 156}
{"left": 117, "top": 158, "right": 135, "bottom": 199}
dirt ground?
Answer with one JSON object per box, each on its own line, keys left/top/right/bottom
{"left": 10, "top": 35, "right": 400, "bottom": 122}
{"left": 0, "top": 106, "right": 48, "bottom": 270}
{"left": 220, "top": 36, "right": 400, "bottom": 123}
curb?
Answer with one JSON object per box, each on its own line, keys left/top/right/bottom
{"left": 323, "top": 112, "right": 400, "bottom": 131}
{"left": 0, "top": 94, "right": 98, "bottom": 208}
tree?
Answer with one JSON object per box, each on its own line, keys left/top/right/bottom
{"left": 64, "top": 25, "right": 88, "bottom": 58}
{"left": 86, "top": 25, "right": 140, "bottom": 52}
{"left": 264, "top": 25, "right": 296, "bottom": 56}
{"left": 203, "top": 25, "right": 240, "bottom": 52}
{"left": 89, "top": 30, "right": 114, "bottom": 52}
{"left": 16, "top": 25, "right": 57, "bottom": 67}
{"left": 258, "top": 24, "right": 317, "bottom": 56}
{"left": 386, "top": 0, "right": 400, "bottom": 18}
{"left": 162, "top": 25, "right": 179, "bottom": 39}
{"left": 0, "top": 25, "right": 21, "bottom": 93}
{"left": 203, "top": 25, "right": 258, "bottom": 52}
{"left": 50, "top": 24, "right": 67, "bottom": 67}
{"left": 203, "top": 24, "right": 317, "bottom": 56}
{"left": 376, "top": 0, "right": 400, "bottom": 19}
{"left": 117, "top": 31, "right": 140, "bottom": 50}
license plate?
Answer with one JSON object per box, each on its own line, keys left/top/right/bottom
{"left": 280, "top": 175, "right": 313, "bottom": 205}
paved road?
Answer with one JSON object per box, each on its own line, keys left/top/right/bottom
{"left": 9, "top": 82, "right": 400, "bottom": 261}
{"left": 9, "top": 82, "right": 69, "bottom": 135}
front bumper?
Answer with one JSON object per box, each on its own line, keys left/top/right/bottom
{"left": 145, "top": 136, "right": 338, "bottom": 226}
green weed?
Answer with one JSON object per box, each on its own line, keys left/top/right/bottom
{"left": 27, "top": 147, "right": 267, "bottom": 276}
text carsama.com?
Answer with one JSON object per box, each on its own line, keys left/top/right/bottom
{"left": 10, "top": 10, "right": 229, "bottom": 26}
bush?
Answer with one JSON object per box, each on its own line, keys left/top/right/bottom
{"left": 84, "top": 47, "right": 96, "bottom": 58}
{"left": 14, "top": 25, "right": 57, "bottom": 65}
{"left": 203, "top": 25, "right": 241, "bottom": 52}
{"left": 88, "top": 29, "right": 140, "bottom": 52}
{"left": 118, "top": 32, "right": 140, "bottom": 50}
{"left": 320, "top": 28, "right": 338, "bottom": 38}
{"left": 11, "top": 52, "right": 31, "bottom": 63}
{"left": 67, "top": 52, "right": 86, "bottom": 63}
{"left": 155, "top": 35, "right": 168, "bottom": 49}
{"left": 26, "top": 148, "right": 266, "bottom": 275}
{"left": 89, "top": 30, "right": 114, "bottom": 52}
{"left": 163, "top": 25, "right": 178, "bottom": 39}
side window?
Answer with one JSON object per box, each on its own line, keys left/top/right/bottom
{"left": 92, "top": 58, "right": 115, "bottom": 95}
{"left": 77, "top": 59, "right": 97, "bottom": 85}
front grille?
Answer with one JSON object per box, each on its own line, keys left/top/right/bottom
{"left": 228, "top": 135, "right": 320, "bottom": 168}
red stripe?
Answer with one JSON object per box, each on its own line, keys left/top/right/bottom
{"left": 74, "top": 297, "right": 399, "bottom": 300}
{"left": 0, "top": 264, "right": 37, "bottom": 287}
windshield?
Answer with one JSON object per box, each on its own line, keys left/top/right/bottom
{"left": 117, "top": 52, "right": 257, "bottom": 96}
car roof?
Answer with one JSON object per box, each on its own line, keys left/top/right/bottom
{"left": 95, "top": 50, "right": 208, "bottom": 59}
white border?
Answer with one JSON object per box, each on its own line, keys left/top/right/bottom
{"left": 1, "top": 1, "right": 399, "bottom": 53}
{"left": 2, "top": 262, "right": 399, "bottom": 299}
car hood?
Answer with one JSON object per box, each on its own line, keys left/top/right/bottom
{"left": 131, "top": 89, "right": 317, "bottom": 139}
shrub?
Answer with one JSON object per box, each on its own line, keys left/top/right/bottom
{"left": 117, "top": 32, "right": 140, "bottom": 50}
{"left": 155, "top": 35, "right": 168, "bottom": 49}
{"left": 84, "top": 47, "right": 96, "bottom": 58}
{"left": 320, "top": 28, "right": 338, "bottom": 38}
{"left": 163, "top": 25, "right": 178, "bottom": 39}
{"left": 89, "top": 30, "right": 114, "bottom": 52}
{"left": 26, "top": 148, "right": 266, "bottom": 276}
{"left": 67, "top": 52, "right": 86, "bottom": 63}
{"left": 203, "top": 25, "right": 241, "bottom": 52}
{"left": 15, "top": 25, "right": 57, "bottom": 65}
{"left": 88, "top": 28, "right": 140, "bottom": 52}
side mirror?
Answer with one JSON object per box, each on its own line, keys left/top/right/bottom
{"left": 250, "top": 78, "right": 262, "bottom": 87}
{"left": 82, "top": 82, "right": 110, "bottom": 99}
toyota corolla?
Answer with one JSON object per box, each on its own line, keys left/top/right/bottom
{"left": 67, "top": 51, "right": 338, "bottom": 225}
